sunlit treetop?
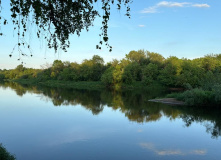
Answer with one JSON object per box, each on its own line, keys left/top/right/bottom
{"left": 0, "top": 0, "right": 132, "bottom": 54}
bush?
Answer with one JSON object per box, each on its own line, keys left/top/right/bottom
{"left": 212, "top": 84, "right": 221, "bottom": 103}
{"left": 122, "top": 69, "right": 133, "bottom": 84}
{"left": 0, "top": 74, "right": 5, "bottom": 81}
{"left": 142, "top": 76, "right": 153, "bottom": 85}
{"left": 19, "top": 74, "right": 29, "bottom": 79}
{"left": 36, "top": 69, "right": 51, "bottom": 81}
{"left": 178, "top": 88, "right": 212, "bottom": 106}
{"left": 101, "top": 67, "right": 114, "bottom": 86}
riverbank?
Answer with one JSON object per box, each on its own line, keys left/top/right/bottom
{"left": 4, "top": 79, "right": 221, "bottom": 107}
{"left": 149, "top": 98, "right": 185, "bottom": 105}
{"left": 12, "top": 79, "right": 105, "bottom": 90}
{"left": 11, "top": 79, "right": 165, "bottom": 91}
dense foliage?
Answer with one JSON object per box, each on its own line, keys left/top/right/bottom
{"left": 0, "top": 0, "right": 131, "bottom": 52}
{"left": 0, "top": 144, "right": 16, "bottom": 160}
{"left": 1, "top": 50, "right": 221, "bottom": 106}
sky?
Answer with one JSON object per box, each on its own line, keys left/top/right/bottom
{"left": 0, "top": 0, "right": 220, "bottom": 69}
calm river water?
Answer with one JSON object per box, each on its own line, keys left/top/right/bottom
{"left": 0, "top": 82, "right": 221, "bottom": 160}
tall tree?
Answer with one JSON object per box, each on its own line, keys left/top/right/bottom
{"left": 126, "top": 50, "right": 146, "bottom": 63}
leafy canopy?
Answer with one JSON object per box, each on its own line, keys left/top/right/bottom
{"left": 0, "top": 0, "right": 132, "bottom": 52}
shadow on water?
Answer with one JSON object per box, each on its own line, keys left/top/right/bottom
{"left": 1, "top": 81, "right": 221, "bottom": 139}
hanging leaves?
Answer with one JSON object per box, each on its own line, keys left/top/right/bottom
{"left": 0, "top": 0, "right": 132, "bottom": 52}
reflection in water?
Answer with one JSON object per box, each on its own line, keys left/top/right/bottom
{"left": 1, "top": 81, "right": 221, "bottom": 138}
{"left": 139, "top": 142, "right": 207, "bottom": 156}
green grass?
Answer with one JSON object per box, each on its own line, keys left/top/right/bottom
{"left": 12, "top": 79, "right": 105, "bottom": 90}
{"left": 12, "top": 79, "right": 39, "bottom": 85}
{"left": 165, "top": 88, "right": 221, "bottom": 107}
{"left": 165, "top": 92, "right": 181, "bottom": 99}
{"left": 121, "top": 81, "right": 163, "bottom": 90}
{"left": 40, "top": 80, "right": 105, "bottom": 90}
{"left": 12, "top": 79, "right": 165, "bottom": 91}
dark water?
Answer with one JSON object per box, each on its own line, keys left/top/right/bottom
{"left": 0, "top": 82, "right": 221, "bottom": 160}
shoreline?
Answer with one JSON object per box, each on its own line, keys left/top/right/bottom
{"left": 149, "top": 98, "right": 185, "bottom": 106}
{"left": 9, "top": 79, "right": 165, "bottom": 91}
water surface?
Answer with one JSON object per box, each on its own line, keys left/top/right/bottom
{"left": 0, "top": 82, "right": 220, "bottom": 160}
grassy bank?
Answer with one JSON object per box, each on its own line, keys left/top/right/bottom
{"left": 166, "top": 87, "right": 221, "bottom": 107}
{"left": 12, "top": 79, "right": 165, "bottom": 91}
{"left": 16, "top": 79, "right": 221, "bottom": 107}
{"left": 7, "top": 79, "right": 221, "bottom": 107}
{"left": 13, "top": 79, "right": 105, "bottom": 90}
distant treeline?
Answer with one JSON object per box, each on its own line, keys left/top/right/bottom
{"left": 1, "top": 50, "right": 221, "bottom": 106}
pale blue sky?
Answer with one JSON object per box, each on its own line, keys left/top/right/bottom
{"left": 0, "top": 0, "right": 220, "bottom": 69}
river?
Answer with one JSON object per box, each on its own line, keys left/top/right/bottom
{"left": 0, "top": 82, "right": 220, "bottom": 160}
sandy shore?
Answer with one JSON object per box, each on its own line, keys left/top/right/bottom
{"left": 148, "top": 98, "right": 185, "bottom": 105}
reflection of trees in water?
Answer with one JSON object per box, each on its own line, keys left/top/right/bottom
{"left": 0, "top": 82, "right": 40, "bottom": 96}
{"left": 37, "top": 87, "right": 105, "bottom": 115}
{"left": 181, "top": 107, "right": 221, "bottom": 138}
{"left": 1, "top": 82, "right": 221, "bottom": 138}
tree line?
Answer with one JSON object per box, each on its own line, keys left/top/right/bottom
{"left": 1, "top": 50, "right": 221, "bottom": 106}
{"left": 1, "top": 50, "right": 221, "bottom": 88}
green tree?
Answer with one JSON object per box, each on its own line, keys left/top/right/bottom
{"left": 126, "top": 50, "right": 146, "bottom": 63}
{"left": 52, "top": 60, "right": 64, "bottom": 70}
{"left": 111, "top": 59, "right": 119, "bottom": 67}
{"left": 0, "top": 74, "right": 5, "bottom": 81}
{"left": 122, "top": 67, "right": 133, "bottom": 84}
{"left": 70, "top": 62, "right": 80, "bottom": 81}
{"left": 51, "top": 60, "right": 64, "bottom": 79}
{"left": 201, "top": 54, "right": 220, "bottom": 72}
{"left": 60, "top": 68, "right": 72, "bottom": 81}
{"left": 166, "top": 56, "right": 182, "bottom": 75}
{"left": 123, "top": 62, "right": 141, "bottom": 84}
{"left": 177, "top": 60, "right": 205, "bottom": 87}
{"left": 15, "top": 64, "right": 25, "bottom": 72}
{"left": 37, "top": 68, "right": 51, "bottom": 81}
{"left": 142, "top": 63, "right": 158, "bottom": 85}
{"left": 147, "top": 52, "right": 165, "bottom": 67}
{"left": 90, "top": 55, "right": 105, "bottom": 81}
{"left": 79, "top": 62, "right": 92, "bottom": 81}
{"left": 101, "top": 67, "right": 114, "bottom": 86}
{"left": 79, "top": 55, "right": 105, "bottom": 81}
{"left": 158, "top": 63, "right": 177, "bottom": 86}
{"left": 111, "top": 59, "right": 130, "bottom": 86}
{"left": 91, "top": 55, "right": 104, "bottom": 65}
{"left": 112, "top": 65, "right": 123, "bottom": 85}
